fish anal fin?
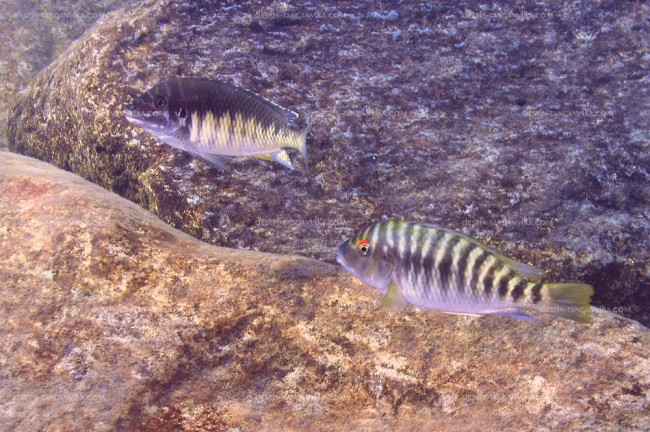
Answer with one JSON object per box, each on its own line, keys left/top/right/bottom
{"left": 441, "top": 311, "right": 482, "bottom": 318}
{"left": 380, "top": 281, "right": 408, "bottom": 312}
{"left": 268, "top": 149, "right": 295, "bottom": 170}
{"left": 486, "top": 308, "right": 536, "bottom": 320}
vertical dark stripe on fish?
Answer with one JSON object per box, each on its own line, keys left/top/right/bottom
{"left": 381, "top": 221, "right": 391, "bottom": 247}
{"left": 402, "top": 224, "right": 414, "bottom": 274}
{"left": 437, "top": 236, "right": 460, "bottom": 291}
{"left": 497, "top": 270, "right": 514, "bottom": 299}
{"left": 510, "top": 279, "right": 528, "bottom": 302}
{"left": 454, "top": 241, "right": 475, "bottom": 290}
{"left": 391, "top": 221, "right": 400, "bottom": 251}
{"left": 411, "top": 226, "right": 425, "bottom": 283}
{"left": 531, "top": 283, "right": 543, "bottom": 304}
{"left": 469, "top": 251, "right": 490, "bottom": 295}
{"left": 482, "top": 260, "right": 502, "bottom": 297}
{"left": 422, "top": 230, "right": 443, "bottom": 289}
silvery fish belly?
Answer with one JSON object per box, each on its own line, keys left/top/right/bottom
{"left": 336, "top": 220, "right": 594, "bottom": 322}
{"left": 124, "top": 77, "right": 308, "bottom": 170}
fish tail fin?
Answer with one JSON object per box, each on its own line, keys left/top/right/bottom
{"left": 543, "top": 283, "right": 594, "bottom": 323}
{"left": 289, "top": 111, "right": 310, "bottom": 165}
{"left": 298, "top": 126, "right": 308, "bottom": 164}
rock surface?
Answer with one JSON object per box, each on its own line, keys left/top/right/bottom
{"left": 0, "top": 0, "right": 137, "bottom": 149}
{"left": 1, "top": 151, "right": 649, "bottom": 431}
{"left": 6, "top": 0, "right": 650, "bottom": 326}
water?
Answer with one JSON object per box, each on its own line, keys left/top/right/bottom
{"left": 1, "top": 1, "right": 649, "bottom": 430}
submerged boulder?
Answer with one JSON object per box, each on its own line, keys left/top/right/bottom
{"left": 6, "top": 0, "right": 650, "bottom": 326}
{"left": 0, "top": 0, "right": 138, "bottom": 149}
{"left": 1, "top": 152, "right": 649, "bottom": 431}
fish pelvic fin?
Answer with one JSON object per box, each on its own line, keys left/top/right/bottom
{"left": 543, "top": 283, "right": 594, "bottom": 323}
{"left": 380, "top": 281, "right": 408, "bottom": 312}
{"left": 191, "top": 151, "right": 231, "bottom": 172}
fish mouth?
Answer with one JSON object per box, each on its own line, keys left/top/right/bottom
{"left": 335, "top": 243, "right": 349, "bottom": 269}
{"left": 124, "top": 108, "right": 145, "bottom": 125}
{"left": 124, "top": 112, "right": 164, "bottom": 131}
{"left": 124, "top": 116, "right": 153, "bottom": 130}
{"left": 124, "top": 113, "right": 143, "bottom": 125}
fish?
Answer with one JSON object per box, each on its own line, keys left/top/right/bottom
{"left": 336, "top": 220, "right": 594, "bottom": 322}
{"left": 124, "top": 77, "right": 309, "bottom": 170}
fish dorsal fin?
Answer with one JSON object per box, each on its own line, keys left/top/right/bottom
{"left": 280, "top": 107, "right": 300, "bottom": 126}
{"left": 421, "top": 223, "right": 546, "bottom": 280}
{"left": 500, "top": 257, "right": 546, "bottom": 280}
{"left": 241, "top": 86, "right": 300, "bottom": 126}
{"left": 380, "top": 281, "right": 408, "bottom": 311}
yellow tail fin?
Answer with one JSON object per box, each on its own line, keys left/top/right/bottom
{"left": 544, "top": 283, "right": 594, "bottom": 323}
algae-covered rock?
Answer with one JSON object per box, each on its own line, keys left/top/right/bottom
{"left": 1, "top": 151, "right": 649, "bottom": 431}
{"left": 0, "top": 0, "right": 138, "bottom": 149}
{"left": 6, "top": 0, "right": 650, "bottom": 325}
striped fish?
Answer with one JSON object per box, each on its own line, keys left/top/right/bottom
{"left": 336, "top": 220, "right": 594, "bottom": 322}
{"left": 125, "top": 77, "right": 308, "bottom": 170}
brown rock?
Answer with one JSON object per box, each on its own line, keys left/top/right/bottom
{"left": 1, "top": 151, "right": 648, "bottom": 431}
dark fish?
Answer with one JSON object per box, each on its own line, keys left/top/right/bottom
{"left": 124, "top": 77, "right": 308, "bottom": 170}
{"left": 337, "top": 220, "right": 594, "bottom": 322}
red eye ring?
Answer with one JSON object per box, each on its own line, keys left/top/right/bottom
{"left": 356, "top": 239, "right": 370, "bottom": 256}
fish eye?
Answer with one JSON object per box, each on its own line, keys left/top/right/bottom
{"left": 178, "top": 107, "right": 187, "bottom": 119}
{"left": 356, "top": 239, "right": 370, "bottom": 256}
{"left": 155, "top": 95, "right": 167, "bottom": 109}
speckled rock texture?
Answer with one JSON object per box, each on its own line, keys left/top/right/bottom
{"left": 1, "top": 152, "right": 649, "bottom": 431}
{"left": 6, "top": 0, "right": 650, "bottom": 325}
{"left": 0, "top": 0, "right": 137, "bottom": 149}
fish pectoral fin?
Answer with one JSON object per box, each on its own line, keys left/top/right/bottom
{"left": 380, "top": 282, "right": 408, "bottom": 312}
{"left": 159, "top": 135, "right": 187, "bottom": 150}
{"left": 267, "top": 149, "right": 295, "bottom": 170}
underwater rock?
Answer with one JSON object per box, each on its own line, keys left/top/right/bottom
{"left": 6, "top": 0, "right": 650, "bottom": 326}
{"left": 0, "top": 0, "right": 138, "bottom": 150}
{"left": 1, "top": 151, "right": 649, "bottom": 430}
